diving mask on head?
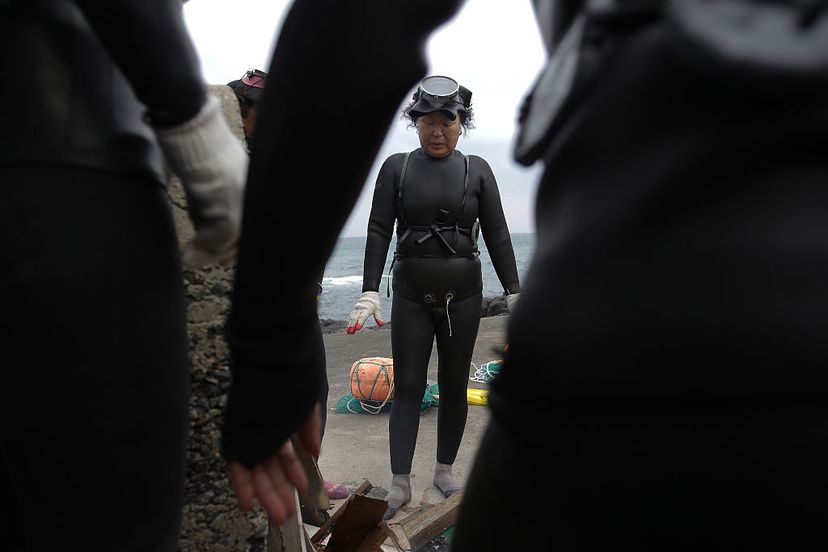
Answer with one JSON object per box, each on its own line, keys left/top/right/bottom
{"left": 240, "top": 69, "right": 267, "bottom": 89}
{"left": 409, "top": 75, "right": 472, "bottom": 120}
{"left": 227, "top": 68, "right": 268, "bottom": 105}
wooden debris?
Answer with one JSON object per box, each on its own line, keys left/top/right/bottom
{"left": 266, "top": 488, "right": 310, "bottom": 552}
{"left": 324, "top": 493, "right": 388, "bottom": 552}
{"left": 312, "top": 480, "right": 391, "bottom": 552}
{"left": 312, "top": 480, "right": 373, "bottom": 548}
{"left": 352, "top": 526, "right": 389, "bottom": 552}
{"left": 304, "top": 528, "right": 317, "bottom": 551}
{"left": 383, "top": 491, "right": 464, "bottom": 551}
{"left": 266, "top": 438, "right": 331, "bottom": 552}
{"left": 293, "top": 436, "right": 331, "bottom": 512}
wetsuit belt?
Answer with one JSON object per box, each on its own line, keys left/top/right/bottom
{"left": 398, "top": 220, "right": 480, "bottom": 253}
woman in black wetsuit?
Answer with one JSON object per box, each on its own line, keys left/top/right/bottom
{"left": 346, "top": 75, "right": 521, "bottom": 519}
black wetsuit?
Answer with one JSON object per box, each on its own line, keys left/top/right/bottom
{"left": 230, "top": 0, "right": 828, "bottom": 549}
{"left": 1, "top": 1, "right": 204, "bottom": 550}
{"left": 363, "top": 148, "right": 519, "bottom": 474}
{"left": 463, "top": 7, "right": 828, "bottom": 552}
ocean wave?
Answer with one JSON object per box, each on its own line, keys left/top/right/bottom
{"left": 323, "top": 274, "right": 392, "bottom": 287}
{"left": 323, "top": 275, "right": 362, "bottom": 286}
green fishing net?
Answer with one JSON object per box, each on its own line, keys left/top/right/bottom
{"left": 334, "top": 383, "right": 440, "bottom": 414}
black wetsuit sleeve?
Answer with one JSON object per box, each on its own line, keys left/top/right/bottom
{"left": 74, "top": 0, "right": 206, "bottom": 125}
{"left": 363, "top": 157, "right": 399, "bottom": 292}
{"left": 476, "top": 156, "right": 521, "bottom": 294}
{"left": 224, "top": 0, "right": 468, "bottom": 467}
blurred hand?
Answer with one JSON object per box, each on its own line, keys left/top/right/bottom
{"left": 154, "top": 94, "right": 248, "bottom": 268}
{"left": 347, "top": 291, "right": 384, "bottom": 333}
{"left": 228, "top": 403, "right": 321, "bottom": 524}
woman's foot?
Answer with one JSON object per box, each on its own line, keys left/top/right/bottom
{"left": 383, "top": 474, "right": 412, "bottom": 520}
{"left": 433, "top": 462, "right": 462, "bottom": 498}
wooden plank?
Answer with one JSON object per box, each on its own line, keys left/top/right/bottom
{"left": 353, "top": 526, "right": 389, "bottom": 552}
{"left": 293, "top": 436, "right": 331, "bottom": 511}
{"left": 383, "top": 491, "right": 463, "bottom": 551}
{"left": 311, "top": 480, "right": 374, "bottom": 547}
{"left": 266, "top": 488, "right": 309, "bottom": 552}
{"left": 324, "top": 494, "right": 388, "bottom": 552}
{"left": 352, "top": 480, "right": 374, "bottom": 496}
{"left": 304, "top": 526, "right": 317, "bottom": 551}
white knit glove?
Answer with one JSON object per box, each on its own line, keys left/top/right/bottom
{"left": 154, "top": 94, "right": 248, "bottom": 268}
{"left": 347, "top": 291, "right": 384, "bottom": 334}
{"left": 506, "top": 293, "right": 520, "bottom": 312}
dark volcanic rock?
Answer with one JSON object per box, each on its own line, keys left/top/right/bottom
{"left": 171, "top": 86, "right": 267, "bottom": 552}
{"left": 320, "top": 318, "right": 348, "bottom": 334}
{"left": 481, "top": 295, "right": 508, "bottom": 318}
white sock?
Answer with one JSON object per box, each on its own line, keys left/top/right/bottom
{"left": 384, "top": 474, "right": 411, "bottom": 519}
{"left": 433, "top": 462, "right": 462, "bottom": 498}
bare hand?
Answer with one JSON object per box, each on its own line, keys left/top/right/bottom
{"left": 228, "top": 404, "right": 322, "bottom": 524}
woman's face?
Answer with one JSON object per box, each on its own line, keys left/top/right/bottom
{"left": 242, "top": 103, "right": 258, "bottom": 139}
{"left": 416, "top": 112, "right": 461, "bottom": 158}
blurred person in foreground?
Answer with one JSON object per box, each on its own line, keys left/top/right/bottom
{"left": 227, "top": 68, "right": 346, "bottom": 506}
{"left": 0, "top": 0, "right": 252, "bottom": 550}
{"left": 224, "top": 0, "right": 828, "bottom": 549}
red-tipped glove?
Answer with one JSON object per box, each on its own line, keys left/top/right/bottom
{"left": 347, "top": 291, "right": 384, "bottom": 333}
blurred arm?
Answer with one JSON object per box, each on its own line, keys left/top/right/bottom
{"left": 224, "top": 0, "right": 468, "bottom": 467}
{"left": 74, "top": 0, "right": 207, "bottom": 125}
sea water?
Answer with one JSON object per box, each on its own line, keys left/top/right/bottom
{"left": 318, "top": 233, "right": 536, "bottom": 321}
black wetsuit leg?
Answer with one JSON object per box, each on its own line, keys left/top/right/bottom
{"left": 0, "top": 167, "right": 188, "bottom": 552}
{"left": 389, "top": 294, "right": 435, "bottom": 475}
{"left": 388, "top": 291, "right": 482, "bottom": 473}
{"left": 434, "top": 292, "right": 481, "bottom": 465}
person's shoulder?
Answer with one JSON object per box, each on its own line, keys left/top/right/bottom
{"left": 385, "top": 151, "right": 409, "bottom": 163}
{"left": 380, "top": 151, "right": 414, "bottom": 170}
{"left": 376, "top": 151, "right": 410, "bottom": 182}
{"left": 464, "top": 152, "right": 489, "bottom": 164}
{"left": 463, "top": 153, "right": 495, "bottom": 174}
{"left": 455, "top": 150, "right": 485, "bottom": 163}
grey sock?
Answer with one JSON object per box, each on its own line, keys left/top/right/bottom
{"left": 383, "top": 474, "right": 411, "bottom": 520}
{"left": 433, "top": 462, "right": 462, "bottom": 498}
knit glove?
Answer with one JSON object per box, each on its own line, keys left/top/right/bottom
{"left": 154, "top": 94, "right": 248, "bottom": 268}
{"left": 347, "top": 291, "right": 384, "bottom": 334}
{"left": 506, "top": 293, "right": 520, "bottom": 312}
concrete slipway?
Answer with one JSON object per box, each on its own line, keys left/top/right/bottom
{"left": 309, "top": 315, "right": 509, "bottom": 549}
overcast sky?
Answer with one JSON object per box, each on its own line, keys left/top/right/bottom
{"left": 183, "top": 1, "right": 546, "bottom": 237}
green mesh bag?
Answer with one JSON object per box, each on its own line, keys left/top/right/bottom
{"left": 334, "top": 383, "right": 440, "bottom": 414}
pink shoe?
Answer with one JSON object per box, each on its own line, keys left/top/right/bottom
{"left": 324, "top": 480, "right": 350, "bottom": 499}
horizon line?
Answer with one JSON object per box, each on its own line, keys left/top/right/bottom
{"left": 339, "top": 230, "right": 536, "bottom": 239}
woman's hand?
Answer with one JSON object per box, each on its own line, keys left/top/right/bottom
{"left": 347, "top": 291, "right": 384, "bottom": 333}
{"left": 228, "top": 404, "right": 322, "bottom": 524}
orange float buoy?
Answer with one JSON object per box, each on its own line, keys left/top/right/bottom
{"left": 350, "top": 357, "right": 395, "bottom": 403}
